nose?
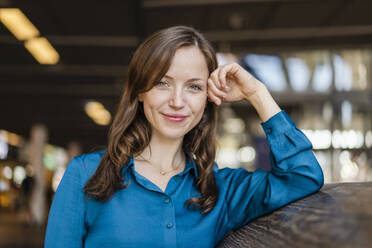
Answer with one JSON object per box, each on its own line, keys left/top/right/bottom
{"left": 169, "top": 88, "right": 186, "bottom": 108}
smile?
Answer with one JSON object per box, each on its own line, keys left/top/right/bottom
{"left": 161, "top": 113, "right": 187, "bottom": 122}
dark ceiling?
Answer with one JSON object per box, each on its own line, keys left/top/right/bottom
{"left": 1, "top": 0, "right": 372, "bottom": 152}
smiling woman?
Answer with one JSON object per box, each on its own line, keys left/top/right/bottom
{"left": 44, "top": 26, "right": 324, "bottom": 248}
{"left": 138, "top": 46, "right": 209, "bottom": 141}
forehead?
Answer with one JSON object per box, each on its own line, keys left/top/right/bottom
{"left": 165, "top": 46, "right": 209, "bottom": 80}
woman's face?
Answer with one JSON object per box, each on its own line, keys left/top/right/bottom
{"left": 139, "top": 46, "right": 209, "bottom": 141}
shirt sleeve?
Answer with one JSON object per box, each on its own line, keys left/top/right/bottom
{"left": 224, "top": 110, "right": 324, "bottom": 231}
{"left": 44, "top": 156, "right": 87, "bottom": 248}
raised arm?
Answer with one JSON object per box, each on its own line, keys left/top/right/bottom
{"left": 207, "top": 63, "right": 324, "bottom": 231}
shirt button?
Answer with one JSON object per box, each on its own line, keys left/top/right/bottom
{"left": 267, "top": 127, "right": 272, "bottom": 134}
{"left": 164, "top": 197, "right": 170, "bottom": 204}
{"left": 166, "top": 222, "right": 173, "bottom": 229}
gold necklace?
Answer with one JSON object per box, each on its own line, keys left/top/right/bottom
{"left": 136, "top": 154, "right": 185, "bottom": 176}
{"left": 158, "top": 159, "right": 184, "bottom": 176}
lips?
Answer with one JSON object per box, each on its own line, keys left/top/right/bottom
{"left": 162, "top": 113, "right": 188, "bottom": 122}
{"left": 163, "top": 113, "right": 187, "bottom": 118}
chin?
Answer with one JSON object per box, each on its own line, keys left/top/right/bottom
{"left": 157, "top": 128, "right": 188, "bottom": 140}
{"left": 162, "top": 132, "right": 186, "bottom": 140}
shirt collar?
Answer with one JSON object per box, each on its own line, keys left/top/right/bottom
{"left": 182, "top": 153, "right": 199, "bottom": 179}
{"left": 122, "top": 152, "right": 198, "bottom": 179}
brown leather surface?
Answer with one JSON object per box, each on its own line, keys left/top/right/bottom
{"left": 217, "top": 182, "right": 372, "bottom": 248}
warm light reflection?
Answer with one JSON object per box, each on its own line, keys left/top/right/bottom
{"left": 2, "top": 166, "right": 12, "bottom": 180}
{"left": 25, "top": 164, "right": 34, "bottom": 177}
{"left": 0, "top": 129, "right": 24, "bottom": 147}
{"left": 366, "top": 131, "right": 372, "bottom": 148}
{"left": 0, "top": 179, "right": 10, "bottom": 192}
{"left": 0, "top": 140, "right": 8, "bottom": 160}
{"left": 303, "top": 129, "right": 332, "bottom": 149}
{"left": 303, "top": 129, "right": 364, "bottom": 149}
{"left": 84, "top": 101, "right": 111, "bottom": 126}
{"left": 332, "top": 129, "right": 364, "bottom": 149}
{"left": 238, "top": 146, "right": 256, "bottom": 163}
{"left": 339, "top": 151, "right": 359, "bottom": 180}
{"left": 223, "top": 118, "right": 245, "bottom": 134}
{"left": 0, "top": 8, "right": 40, "bottom": 40}
{"left": 13, "top": 166, "right": 26, "bottom": 185}
{"left": 24, "top": 37, "right": 60, "bottom": 64}
{"left": 8, "top": 132, "right": 20, "bottom": 147}
{"left": 216, "top": 148, "right": 239, "bottom": 168}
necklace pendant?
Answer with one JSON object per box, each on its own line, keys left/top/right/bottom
{"left": 160, "top": 171, "right": 166, "bottom": 175}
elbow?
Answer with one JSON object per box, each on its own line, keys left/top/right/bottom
{"left": 304, "top": 151, "right": 325, "bottom": 191}
{"left": 316, "top": 162, "right": 324, "bottom": 189}
{"left": 298, "top": 153, "right": 325, "bottom": 192}
{"left": 311, "top": 159, "right": 324, "bottom": 191}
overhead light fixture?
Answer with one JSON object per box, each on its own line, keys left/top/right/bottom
{"left": 0, "top": 8, "right": 40, "bottom": 40}
{"left": 84, "top": 101, "right": 111, "bottom": 126}
{"left": 0, "top": 8, "right": 59, "bottom": 64}
{"left": 24, "top": 37, "right": 59, "bottom": 64}
{"left": 0, "top": 129, "right": 24, "bottom": 147}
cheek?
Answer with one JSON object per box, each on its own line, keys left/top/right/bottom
{"left": 142, "top": 95, "right": 168, "bottom": 121}
{"left": 189, "top": 95, "right": 207, "bottom": 115}
{"left": 142, "top": 97, "right": 156, "bottom": 119}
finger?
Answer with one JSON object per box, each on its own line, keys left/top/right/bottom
{"left": 210, "top": 71, "right": 222, "bottom": 90}
{"left": 207, "top": 81, "right": 223, "bottom": 105}
{"left": 208, "top": 91, "right": 221, "bottom": 105}
{"left": 222, "top": 63, "right": 239, "bottom": 89}
{"left": 208, "top": 78, "right": 227, "bottom": 98}
{"left": 218, "top": 66, "right": 228, "bottom": 90}
{"left": 207, "top": 90, "right": 218, "bottom": 105}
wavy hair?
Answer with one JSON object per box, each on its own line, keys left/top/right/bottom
{"left": 83, "top": 26, "right": 219, "bottom": 214}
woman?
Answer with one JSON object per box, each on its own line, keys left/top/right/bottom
{"left": 44, "top": 26, "right": 324, "bottom": 248}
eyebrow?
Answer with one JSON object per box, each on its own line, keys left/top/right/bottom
{"left": 164, "top": 74, "right": 203, "bottom": 83}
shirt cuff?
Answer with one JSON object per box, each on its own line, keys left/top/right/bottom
{"left": 261, "top": 110, "right": 295, "bottom": 136}
{"left": 260, "top": 110, "right": 313, "bottom": 164}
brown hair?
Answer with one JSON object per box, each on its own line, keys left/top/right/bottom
{"left": 84, "top": 26, "right": 219, "bottom": 214}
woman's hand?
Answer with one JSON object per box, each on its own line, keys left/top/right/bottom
{"left": 207, "top": 62, "right": 281, "bottom": 122}
{"left": 207, "top": 62, "right": 263, "bottom": 106}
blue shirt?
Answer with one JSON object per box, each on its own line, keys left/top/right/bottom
{"left": 44, "top": 110, "right": 324, "bottom": 248}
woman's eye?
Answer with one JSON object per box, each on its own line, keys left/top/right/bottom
{"left": 158, "top": 81, "right": 169, "bottom": 87}
{"left": 190, "top": 84, "right": 202, "bottom": 91}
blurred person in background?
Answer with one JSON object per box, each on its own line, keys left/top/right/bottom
{"left": 18, "top": 168, "right": 34, "bottom": 226}
{"left": 44, "top": 26, "right": 324, "bottom": 248}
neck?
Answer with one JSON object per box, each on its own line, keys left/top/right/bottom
{"left": 134, "top": 132, "right": 186, "bottom": 171}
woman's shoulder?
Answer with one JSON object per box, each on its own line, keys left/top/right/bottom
{"left": 69, "top": 148, "right": 106, "bottom": 183}
{"left": 78, "top": 148, "right": 106, "bottom": 163}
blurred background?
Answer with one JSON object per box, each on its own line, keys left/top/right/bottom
{"left": 1, "top": 0, "right": 372, "bottom": 247}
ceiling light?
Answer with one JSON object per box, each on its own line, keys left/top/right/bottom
{"left": 0, "top": 8, "right": 39, "bottom": 40}
{"left": 84, "top": 101, "right": 111, "bottom": 126}
{"left": 24, "top": 37, "right": 60, "bottom": 64}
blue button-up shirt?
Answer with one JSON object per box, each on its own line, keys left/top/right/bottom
{"left": 44, "top": 110, "right": 324, "bottom": 248}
